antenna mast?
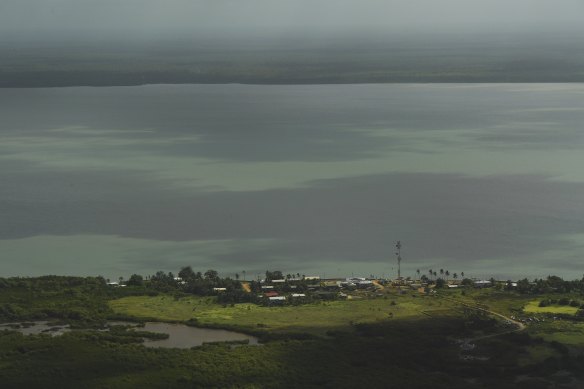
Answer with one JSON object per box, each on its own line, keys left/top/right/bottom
{"left": 395, "top": 241, "right": 402, "bottom": 280}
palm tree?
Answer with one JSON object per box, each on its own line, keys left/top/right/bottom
{"left": 440, "top": 269, "right": 444, "bottom": 278}
{"left": 453, "top": 273, "right": 458, "bottom": 281}
{"left": 416, "top": 269, "right": 420, "bottom": 280}
{"left": 433, "top": 271, "right": 437, "bottom": 280}
{"left": 428, "top": 269, "right": 433, "bottom": 280}
{"left": 235, "top": 273, "right": 240, "bottom": 280}
{"left": 242, "top": 270, "right": 246, "bottom": 281}
{"left": 445, "top": 270, "right": 450, "bottom": 281}
{"left": 461, "top": 271, "right": 465, "bottom": 279}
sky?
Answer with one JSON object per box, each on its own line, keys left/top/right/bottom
{"left": 1, "top": 0, "right": 583, "bottom": 39}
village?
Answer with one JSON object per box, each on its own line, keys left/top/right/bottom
{"left": 211, "top": 274, "right": 505, "bottom": 306}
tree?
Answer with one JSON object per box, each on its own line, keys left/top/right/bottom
{"left": 416, "top": 269, "right": 420, "bottom": 279}
{"left": 445, "top": 270, "right": 450, "bottom": 281}
{"left": 436, "top": 278, "right": 446, "bottom": 288}
{"left": 440, "top": 269, "right": 444, "bottom": 277}
{"left": 461, "top": 272, "right": 465, "bottom": 278}
{"left": 242, "top": 270, "right": 246, "bottom": 281}
{"left": 265, "top": 270, "right": 284, "bottom": 282}
{"left": 204, "top": 269, "right": 219, "bottom": 281}
{"left": 453, "top": 273, "right": 458, "bottom": 281}
{"left": 178, "top": 266, "right": 196, "bottom": 281}
{"left": 235, "top": 273, "right": 240, "bottom": 281}
{"left": 127, "top": 274, "right": 143, "bottom": 286}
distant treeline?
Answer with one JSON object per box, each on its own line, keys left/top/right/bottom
{"left": 513, "top": 275, "right": 584, "bottom": 295}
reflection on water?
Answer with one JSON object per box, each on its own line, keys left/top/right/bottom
{"left": 0, "top": 321, "right": 70, "bottom": 336}
{"left": 0, "top": 320, "right": 258, "bottom": 348}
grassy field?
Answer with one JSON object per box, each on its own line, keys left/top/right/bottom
{"left": 523, "top": 300, "right": 579, "bottom": 315}
{"left": 438, "top": 289, "right": 530, "bottom": 315}
{"left": 528, "top": 321, "right": 584, "bottom": 346}
{"left": 109, "top": 293, "right": 453, "bottom": 335}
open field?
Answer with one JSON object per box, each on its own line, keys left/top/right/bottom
{"left": 109, "top": 293, "right": 452, "bottom": 335}
{"left": 438, "top": 289, "right": 531, "bottom": 315}
{"left": 523, "top": 300, "right": 579, "bottom": 315}
{"left": 528, "top": 321, "right": 584, "bottom": 346}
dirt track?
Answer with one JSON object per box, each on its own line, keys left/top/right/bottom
{"left": 438, "top": 294, "right": 526, "bottom": 342}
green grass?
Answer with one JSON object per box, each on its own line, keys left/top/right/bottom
{"left": 523, "top": 300, "right": 579, "bottom": 315}
{"left": 528, "top": 321, "right": 584, "bottom": 346}
{"left": 109, "top": 294, "right": 449, "bottom": 335}
{"left": 444, "top": 288, "right": 529, "bottom": 313}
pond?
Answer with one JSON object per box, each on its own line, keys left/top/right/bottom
{"left": 140, "top": 322, "right": 259, "bottom": 348}
{"left": 0, "top": 321, "right": 259, "bottom": 348}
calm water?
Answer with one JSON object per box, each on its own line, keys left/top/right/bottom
{"left": 1, "top": 84, "right": 584, "bottom": 279}
{"left": 141, "top": 322, "right": 258, "bottom": 348}
{"left": 0, "top": 321, "right": 258, "bottom": 348}
{"left": 0, "top": 321, "right": 70, "bottom": 336}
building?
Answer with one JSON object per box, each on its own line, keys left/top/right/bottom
{"left": 268, "top": 296, "right": 286, "bottom": 305}
{"left": 474, "top": 280, "right": 492, "bottom": 288}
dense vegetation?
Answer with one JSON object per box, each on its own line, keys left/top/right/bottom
{"left": 0, "top": 276, "right": 115, "bottom": 326}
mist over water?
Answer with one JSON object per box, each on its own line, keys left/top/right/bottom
{"left": 1, "top": 84, "right": 584, "bottom": 280}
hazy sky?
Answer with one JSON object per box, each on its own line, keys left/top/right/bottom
{"left": 1, "top": 0, "right": 583, "bottom": 37}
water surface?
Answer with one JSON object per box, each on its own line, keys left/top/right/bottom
{"left": 1, "top": 84, "right": 584, "bottom": 279}
{"left": 0, "top": 321, "right": 258, "bottom": 348}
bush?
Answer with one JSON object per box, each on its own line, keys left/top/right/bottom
{"left": 558, "top": 298, "right": 570, "bottom": 306}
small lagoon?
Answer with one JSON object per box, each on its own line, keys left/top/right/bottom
{"left": 0, "top": 321, "right": 258, "bottom": 348}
